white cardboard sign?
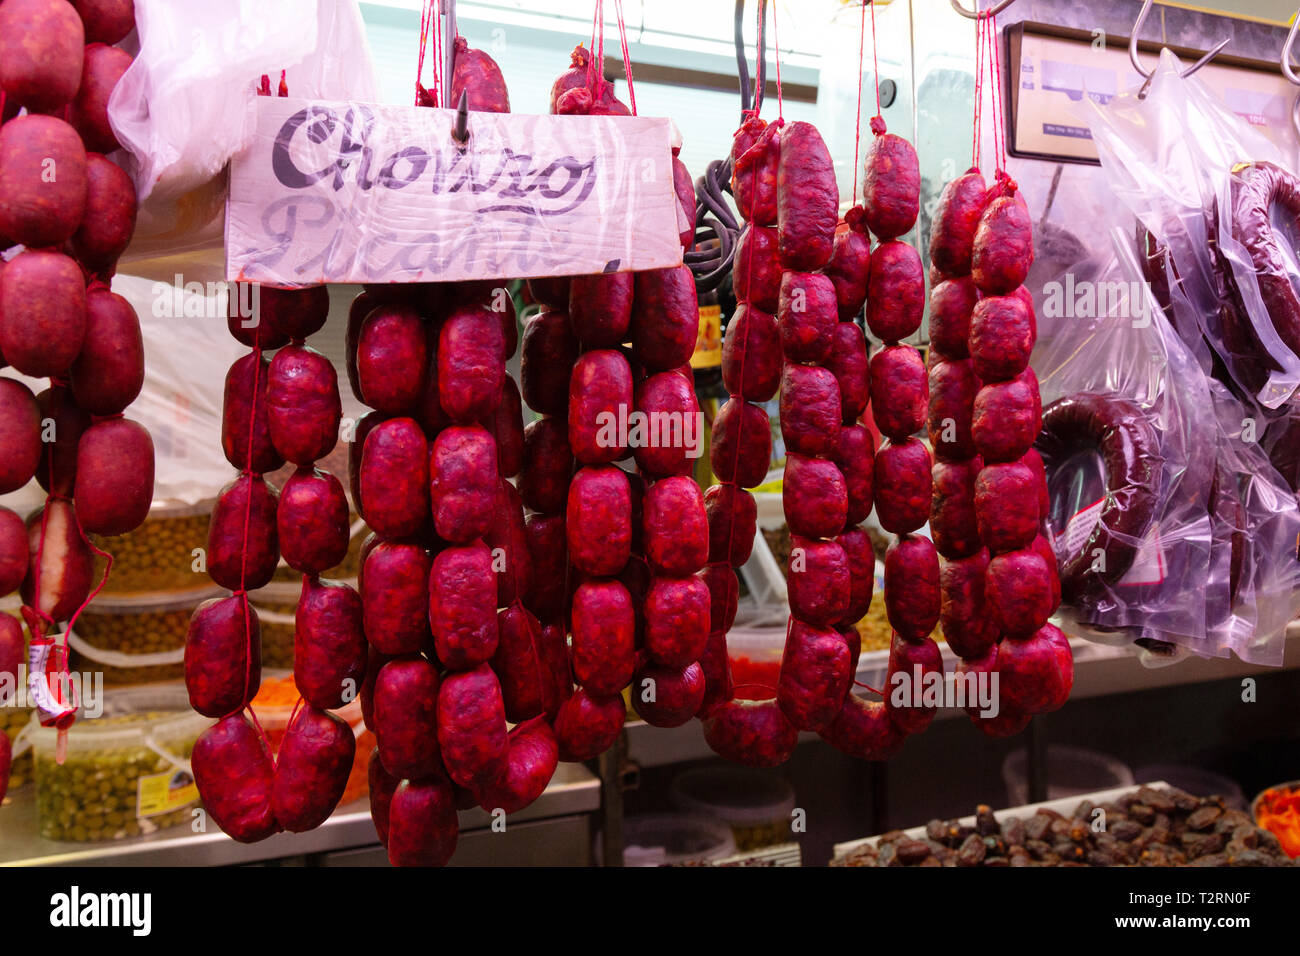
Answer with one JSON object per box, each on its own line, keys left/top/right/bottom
{"left": 225, "top": 97, "right": 683, "bottom": 286}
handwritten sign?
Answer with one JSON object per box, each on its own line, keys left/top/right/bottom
{"left": 225, "top": 97, "right": 683, "bottom": 286}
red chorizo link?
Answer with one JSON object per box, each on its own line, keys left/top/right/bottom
{"left": 387, "top": 778, "right": 458, "bottom": 867}
{"left": 969, "top": 292, "right": 1036, "bottom": 383}
{"left": 477, "top": 717, "right": 559, "bottom": 813}
{"left": 272, "top": 705, "right": 355, "bottom": 833}
{"left": 783, "top": 453, "right": 849, "bottom": 539}
{"left": 704, "top": 698, "right": 798, "bottom": 767}
{"left": 975, "top": 460, "right": 1039, "bottom": 554}
{"left": 986, "top": 547, "right": 1054, "bottom": 637}
{"left": 929, "top": 168, "right": 987, "bottom": 276}
{"left": 927, "top": 356, "right": 979, "bottom": 461}
{"left": 569, "top": 272, "right": 633, "bottom": 348}
{"left": 191, "top": 714, "right": 279, "bottom": 843}
{"left": 927, "top": 276, "right": 979, "bottom": 359}
{"left": 521, "top": 310, "right": 579, "bottom": 416}
{"left": 489, "top": 377, "right": 524, "bottom": 478}
{"left": 777, "top": 619, "right": 852, "bottom": 731}
{"left": 570, "top": 579, "right": 636, "bottom": 696}
{"left": 568, "top": 348, "right": 633, "bottom": 464}
{"left": 643, "top": 475, "right": 708, "bottom": 576}
{"left": 705, "top": 483, "right": 758, "bottom": 566}
{"left": 778, "top": 271, "right": 838, "bottom": 365}
{"left": 733, "top": 225, "right": 782, "bottom": 312}
{"left": 972, "top": 191, "right": 1034, "bottom": 295}
{"left": 527, "top": 276, "right": 571, "bottom": 310}
{"left": 437, "top": 663, "right": 509, "bottom": 790}
{"left": 869, "top": 344, "right": 926, "bottom": 440}
{"left": 207, "top": 475, "right": 279, "bottom": 592}
{"left": 939, "top": 548, "right": 998, "bottom": 659}
{"left": 266, "top": 344, "right": 342, "bottom": 466}
{"left": 697, "top": 628, "right": 733, "bottom": 716}
{"left": 632, "top": 265, "right": 697, "bottom": 370}
{"left": 633, "top": 370, "right": 701, "bottom": 479}
{"left": 632, "top": 659, "right": 706, "bottom": 728}
{"left": 519, "top": 416, "right": 572, "bottom": 514}
{"left": 780, "top": 364, "right": 841, "bottom": 456}
{"left": 1022, "top": 447, "right": 1050, "bottom": 520}
{"left": 821, "top": 694, "right": 905, "bottom": 761}
{"left": 357, "top": 304, "right": 428, "bottom": 415}
{"left": 787, "top": 535, "right": 850, "bottom": 627}
{"left": 566, "top": 465, "right": 632, "bottom": 576}
{"left": 722, "top": 303, "right": 782, "bottom": 402}
{"left": 184, "top": 594, "right": 260, "bottom": 719}
{"left": 996, "top": 623, "right": 1073, "bottom": 715}
{"left": 825, "top": 321, "right": 870, "bottom": 424}
{"left": 777, "top": 121, "right": 838, "bottom": 271}
{"left": 278, "top": 466, "right": 350, "bottom": 574}
{"left": 373, "top": 656, "right": 443, "bottom": 780}
{"left": 930, "top": 457, "right": 983, "bottom": 559}
{"left": 824, "top": 211, "right": 872, "bottom": 320}
{"left": 883, "top": 634, "right": 944, "bottom": 734}
{"left": 884, "top": 534, "right": 940, "bottom": 641}
{"left": 428, "top": 540, "right": 499, "bottom": 670}
{"left": 492, "top": 604, "right": 546, "bottom": 723}
{"left": 873, "top": 437, "right": 932, "bottom": 534}
{"left": 429, "top": 424, "right": 498, "bottom": 544}
{"left": 866, "top": 240, "right": 924, "bottom": 343}
{"left": 862, "top": 128, "right": 920, "bottom": 241}
{"left": 361, "top": 541, "right": 432, "bottom": 656}
{"left": 439, "top": 304, "right": 506, "bottom": 422}
{"left": 731, "top": 117, "right": 780, "bottom": 226}
{"left": 294, "top": 577, "right": 367, "bottom": 711}
{"left": 221, "top": 352, "right": 282, "bottom": 474}
{"left": 971, "top": 370, "right": 1042, "bottom": 463}
{"left": 524, "top": 513, "right": 567, "bottom": 621}
{"left": 702, "top": 563, "right": 739, "bottom": 633}
{"left": 710, "top": 398, "right": 772, "bottom": 487}
{"left": 643, "top": 575, "right": 710, "bottom": 668}
{"left": 536, "top": 620, "right": 573, "bottom": 721}
{"left": 1030, "top": 533, "right": 1062, "bottom": 608}
{"left": 835, "top": 527, "right": 875, "bottom": 627}
{"left": 360, "top": 417, "right": 430, "bottom": 539}
{"left": 485, "top": 480, "right": 533, "bottom": 607}
{"left": 554, "top": 688, "right": 625, "bottom": 762}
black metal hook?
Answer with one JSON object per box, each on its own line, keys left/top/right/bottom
{"left": 452, "top": 89, "right": 470, "bottom": 148}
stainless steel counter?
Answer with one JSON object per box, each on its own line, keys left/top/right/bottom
{"left": 0, "top": 761, "right": 599, "bottom": 867}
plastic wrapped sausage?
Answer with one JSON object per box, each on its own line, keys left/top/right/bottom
{"left": 632, "top": 265, "right": 697, "bottom": 371}
{"left": 437, "top": 663, "right": 509, "bottom": 790}
{"left": 930, "top": 457, "right": 983, "bottom": 559}
{"left": 873, "top": 438, "right": 932, "bottom": 534}
{"left": 861, "top": 125, "right": 920, "bottom": 241}
{"left": 272, "top": 705, "right": 355, "bottom": 832}
{"left": 927, "top": 276, "right": 979, "bottom": 359}
{"left": 783, "top": 453, "right": 849, "bottom": 539}
{"left": 191, "top": 714, "right": 280, "bottom": 844}
{"left": 974, "top": 460, "right": 1039, "bottom": 554}
{"left": 361, "top": 541, "right": 432, "bottom": 656}
{"left": 927, "top": 357, "right": 979, "bottom": 462}
{"left": 777, "top": 271, "right": 838, "bottom": 365}
{"left": 777, "top": 619, "right": 852, "bottom": 731}
{"left": 929, "top": 169, "right": 987, "bottom": 276}
{"left": 184, "top": 594, "right": 260, "bottom": 719}
{"left": 207, "top": 475, "right": 279, "bottom": 592}
{"left": 428, "top": 541, "right": 499, "bottom": 670}
{"left": 429, "top": 425, "right": 498, "bottom": 544}
{"left": 709, "top": 398, "right": 772, "bottom": 487}
{"left": 868, "top": 345, "right": 927, "bottom": 440}
{"left": 294, "top": 577, "right": 367, "bottom": 711}
{"left": 703, "top": 698, "right": 799, "bottom": 767}
{"left": 786, "top": 536, "right": 850, "bottom": 628}
{"left": 825, "top": 321, "right": 870, "bottom": 424}
{"left": 643, "top": 476, "right": 708, "bottom": 576}
{"left": 568, "top": 272, "right": 633, "bottom": 349}
{"left": 971, "top": 370, "right": 1042, "bottom": 463}
{"left": 721, "top": 303, "right": 782, "bottom": 402}
{"left": 568, "top": 349, "right": 633, "bottom": 465}
{"left": 779, "top": 364, "right": 841, "bottom": 456}
{"left": 373, "top": 656, "right": 443, "bottom": 780}
{"left": 883, "top": 534, "right": 940, "bottom": 641}
{"left": 520, "top": 310, "right": 579, "bottom": 416}
{"left": 969, "top": 292, "right": 1035, "bottom": 383}
{"left": 986, "top": 548, "right": 1055, "bottom": 637}
{"left": 705, "top": 484, "right": 757, "bottom": 566}
{"left": 439, "top": 304, "right": 506, "bottom": 423}
{"left": 570, "top": 579, "right": 636, "bottom": 697}
{"left": 566, "top": 465, "right": 632, "bottom": 576}
{"left": 939, "top": 548, "right": 998, "bottom": 659}
{"left": 777, "top": 121, "right": 838, "bottom": 271}
{"left": 643, "top": 575, "right": 710, "bottom": 668}
{"left": 865, "top": 240, "right": 924, "bottom": 343}
{"left": 835, "top": 527, "right": 876, "bottom": 627}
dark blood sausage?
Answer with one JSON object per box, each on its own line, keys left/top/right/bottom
{"left": 702, "top": 563, "right": 740, "bottom": 634}
{"left": 884, "top": 634, "right": 944, "bottom": 734}
{"left": 824, "top": 213, "right": 872, "bottom": 320}
{"left": 387, "top": 778, "right": 458, "bottom": 868}
{"left": 278, "top": 466, "right": 350, "bottom": 573}
{"left": 21, "top": 501, "right": 93, "bottom": 623}
{"left": 929, "top": 169, "right": 988, "bottom": 276}
{"left": 940, "top": 548, "right": 998, "bottom": 659}
{"left": 267, "top": 345, "right": 342, "bottom": 466}
{"left": 704, "top": 699, "right": 799, "bottom": 767}
{"left": 971, "top": 193, "right": 1034, "bottom": 295}
{"left": 570, "top": 579, "right": 636, "bottom": 697}
{"left": 643, "top": 476, "right": 708, "bottom": 576}
{"left": 733, "top": 225, "right": 783, "bottom": 313}
{"left": 566, "top": 465, "right": 632, "bottom": 576}
{"left": 632, "top": 660, "right": 706, "bottom": 728}
{"left": 227, "top": 283, "right": 289, "bottom": 350}
{"left": 360, "top": 417, "right": 429, "bottom": 539}
{"left": 0, "top": 116, "right": 87, "bottom": 248}
{"left": 439, "top": 305, "right": 506, "bottom": 423}
{"left": 1228, "top": 161, "right": 1300, "bottom": 360}
{"left": 362, "top": 541, "right": 432, "bottom": 655}
{"left": 873, "top": 438, "right": 932, "bottom": 534}
{"left": 524, "top": 514, "right": 567, "bottom": 621}
{"left": 706, "top": 483, "right": 758, "bottom": 566}
{"left": 0, "top": 378, "right": 41, "bottom": 494}
{"left": 997, "top": 623, "right": 1073, "bottom": 716}
{"left": 786, "top": 536, "right": 850, "bottom": 627}
{"left": 568, "top": 272, "right": 633, "bottom": 349}
{"left": 368, "top": 748, "right": 399, "bottom": 845}
{"left": 971, "top": 370, "right": 1042, "bottom": 463}
{"left": 429, "top": 425, "right": 498, "bottom": 543}
{"left": 478, "top": 717, "right": 560, "bottom": 813}
{"left": 783, "top": 453, "right": 849, "bottom": 539}
{"left": 835, "top": 527, "right": 876, "bottom": 627}
{"left": 930, "top": 457, "right": 983, "bottom": 559}
{"left": 437, "top": 664, "right": 509, "bottom": 790}
{"left": 643, "top": 575, "right": 710, "bottom": 667}
{"left": 709, "top": 398, "right": 772, "bottom": 487}
{"left": 1035, "top": 393, "right": 1162, "bottom": 600}
{"left": 272, "top": 705, "right": 355, "bottom": 833}
{"left": 73, "top": 418, "right": 154, "bottom": 537}
{"left": 222, "top": 352, "right": 283, "bottom": 474}
{"left": 969, "top": 293, "right": 1036, "bottom": 383}
{"left": 986, "top": 548, "right": 1055, "bottom": 637}
{"left": 861, "top": 130, "right": 920, "bottom": 241}
{"left": 777, "top": 271, "right": 838, "bottom": 364}
{"left": 0, "top": 250, "right": 87, "bottom": 378}
{"left": 869, "top": 345, "right": 927, "bottom": 440}
{"left": 927, "top": 276, "right": 979, "bottom": 359}
{"left": 536, "top": 620, "right": 573, "bottom": 721}
{"left": 568, "top": 349, "right": 633, "bottom": 465}
{"left": 927, "top": 357, "right": 979, "bottom": 461}
{"left": 191, "top": 715, "right": 279, "bottom": 844}
{"left": 294, "top": 578, "right": 367, "bottom": 711}
{"left": 428, "top": 541, "right": 499, "bottom": 670}
{"left": 721, "top": 303, "right": 782, "bottom": 402}
{"left": 975, "top": 460, "right": 1039, "bottom": 554}
{"left": 731, "top": 116, "right": 780, "bottom": 225}
{"left": 697, "top": 628, "right": 733, "bottom": 716}
{"left": 520, "top": 416, "right": 573, "bottom": 514}
{"left": 780, "top": 364, "right": 841, "bottom": 456}
{"left": 257, "top": 286, "right": 330, "bottom": 341}
{"left": 357, "top": 304, "right": 427, "bottom": 415}
{"left": 449, "top": 35, "right": 510, "bottom": 112}
{"left": 632, "top": 266, "right": 697, "bottom": 370}
{"left": 554, "top": 688, "right": 626, "bottom": 762}
{"left": 374, "top": 656, "right": 443, "bottom": 780}
{"left": 820, "top": 694, "right": 905, "bottom": 761}
{"left": 492, "top": 605, "right": 546, "bottom": 723}
{"left": 34, "top": 386, "right": 89, "bottom": 497}
{"left": 825, "top": 322, "right": 870, "bottom": 424}
{"left": 776, "top": 121, "right": 838, "bottom": 271}
{"left": 70, "top": 288, "right": 143, "bottom": 414}
{"left": 633, "top": 370, "right": 701, "bottom": 479}
{"left": 883, "top": 534, "right": 940, "bottom": 640}
{"left": 777, "top": 619, "right": 852, "bottom": 731}
{"left": 520, "top": 310, "right": 579, "bottom": 416}
{"left": 485, "top": 481, "right": 533, "bottom": 607}
{"left": 488, "top": 377, "right": 524, "bottom": 478}
{"left": 207, "top": 475, "right": 279, "bottom": 592}
{"left": 185, "top": 594, "right": 260, "bottom": 719}
{"left": 866, "top": 240, "right": 924, "bottom": 343}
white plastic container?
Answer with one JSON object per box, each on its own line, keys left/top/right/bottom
{"left": 1002, "top": 744, "right": 1134, "bottom": 808}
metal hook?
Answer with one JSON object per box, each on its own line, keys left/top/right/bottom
{"left": 734, "top": 0, "right": 768, "bottom": 120}
{"left": 1282, "top": 12, "right": 1300, "bottom": 85}
{"left": 1128, "top": 0, "right": 1229, "bottom": 82}
{"left": 948, "top": 0, "right": 1017, "bottom": 20}
{"left": 452, "top": 89, "right": 469, "bottom": 148}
